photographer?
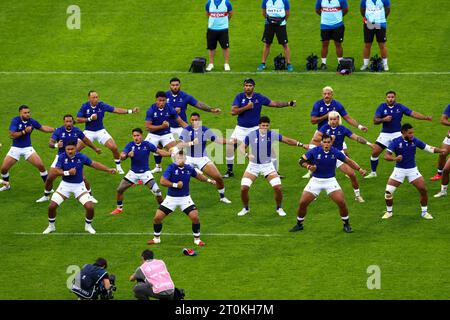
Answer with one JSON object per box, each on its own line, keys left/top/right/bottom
{"left": 257, "top": 0, "right": 293, "bottom": 72}
{"left": 129, "top": 250, "right": 176, "bottom": 300}
{"left": 71, "top": 258, "right": 116, "bottom": 300}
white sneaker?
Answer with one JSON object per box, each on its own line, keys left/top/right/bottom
{"left": 224, "top": 63, "right": 231, "bottom": 71}
{"left": 302, "top": 171, "right": 311, "bottom": 179}
{"left": 355, "top": 195, "right": 365, "bottom": 203}
{"left": 276, "top": 208, "right": 287, "bottom": 217}
{"left": 364, "top": 172, "right": 377, "bottom": 179}
{"left": 147, "top": 237, "right": 161, "bottom": 245}
{"left": 150, "top": 166, "right": 162, "bottom": 174}
{"left": 219, "top": 197, "right": 232, "bottom": 204}
{"left": 36, "top": 195, "right": 50, "bottom": 203}
{"left": 434, "top": 191, "right": 447, "bottom": 198}
{"left": 90, "top": 196, "right": 98, "bottom": 204}
{"left": 85, "top": 224, "right": 96, "bottom": 234}
{"left": 382, "top": 211, "right": 393, "bottom": 219}
{"left": 206, "top": 64, "right": 214, "bottom": 72}
{"left": 0, "top": 183, "right": 11, "bottom": 192}
{"left": 117, "top": 167, "right": 125, "bottom": 175}
{"left": 383, "top": 64, "right": 389, "bottom": 71}
{"left": 237, "top": 208, "right": 249, "bottom": 216}
{"left": 43, "top": 224, "right": 56, "bottom": 234}
{"left": 421, "top": 212, "right": 433, "bottom": 220}
{"left": 360, "top": 64, "right": 369, "bottom": 71}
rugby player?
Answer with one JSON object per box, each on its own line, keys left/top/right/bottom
{"left": 304, "top": 86, "right": 368, "bottom": 178}
{"left": 290, "top": 134, "right": 367, "bottom": 233}
{"left": 179, "top": 112, "right": 232, "bottom": 204}
{"left": 147, "top": 150, "right": 216, "bottom": 246}
{"left": 76, "top": 90, "right": 140, "bottom": 175}
{"left": 308, "top": 111, "right": 375, "bottom": 202}
{"left": 0, "top": 105, "right": 54, "bottom": 192}
{"left": 36, "top": 114, "right": 101, "bottom": 203}
{"left": 237, "top": 116, "right": 306, "bottom": 217}
{"left": 224, "top": 78, "right": 296, "bottom": 178}
{"left": 42, "top": 141, "right": 117, "bottom": 234}
{"left": 110, "top": 128, "right": 171, "bottom": 215}
{"left": 365, "top": 91, "right": 432, "bottom": 179}
{"left": 382, "top": 124, "right": 445, "bottom": 220}
{"left": 145, "top": 91, "right": 188, "bottom": 173}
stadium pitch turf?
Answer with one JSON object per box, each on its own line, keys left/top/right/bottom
{"left": 0, "top": 1, "right": 449, "bottom": 300}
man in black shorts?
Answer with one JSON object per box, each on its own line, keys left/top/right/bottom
{"left": 315, "top": 0, "right": 349, "bottom": 70}
{"left": 360, "top": 0, "right": 391, "bottom": 71}
{"left": 257, "top": 0, "right": 293, "bottom": 72}
{"left": 205, "top": 0, "right": 233, "bottom": 72}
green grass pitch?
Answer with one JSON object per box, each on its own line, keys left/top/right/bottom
{"left": 0, "top": 0, "right": 449, "bottom": 299}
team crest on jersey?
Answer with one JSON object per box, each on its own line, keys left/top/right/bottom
{"left": 87, "top": 109, "right": 90, "bottom": 114}
{"left": 64, "top": 158, "right": 69, "bottom": 164}
{"left": 317, "top": 154, "right": 322, "bottom": 159}
{"left": 399, "top": 143, "right": 403, "bottom": 148}
{"left": 254, "top": 138, "right": 258, "bottom": 143}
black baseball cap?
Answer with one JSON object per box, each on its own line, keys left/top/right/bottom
{"left": 243, "top": 78, "right": 255, "bottom": 86}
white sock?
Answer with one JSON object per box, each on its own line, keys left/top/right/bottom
{"left": 441, "top": 184, "right": 448, "bottom": 192}
{"left": 363, "top": 59, "right": 370, "bottom": 66}
{"left": 382, "top": 58, "right": 388, "bottom": 65}
{"left": 421, "top": 206, "right": 428, "bottom": 215}
{"left": 218, "top": 188, "right": 225, "bottom": 195}
{"left": 386, "top": 206, "right": 393, "bottom": 213}
{"left": 321, "top": 58, "right": 327, "bottom": 64}
{"left": 354, "top": 189, "right": 360, "bottom": 197}
{"left": 337, "top": 57, "right": 343, "bottom": 62}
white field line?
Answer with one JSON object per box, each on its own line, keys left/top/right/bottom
{"left": 14, "top": 232, "right": 284, "bottom": 237}
{"left": 0, "top": 71, "right": 449, "bottom": 76}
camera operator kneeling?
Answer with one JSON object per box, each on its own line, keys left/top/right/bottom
{"left": 71, "top": 258, "right": 116, "bottom": 300}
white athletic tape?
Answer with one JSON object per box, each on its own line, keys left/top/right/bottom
{"left": 78, "top": 193, "right": 91, "bottom": 205}
{"left": 241, "top": 178, "right": 253, "bottom": 187}
{"left": 385, "top": 185, "right": 396, "bottom": 199}
{"left": 269, "top": 177, "right": 282, "bottom": 187}
{"left": 51, "top": 193, "right": 65, "bottom": 206}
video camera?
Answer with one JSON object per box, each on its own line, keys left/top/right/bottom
{"left": 99, "top": 274, "right": 117, "bottom": 300}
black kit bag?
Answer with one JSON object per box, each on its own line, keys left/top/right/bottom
{"left": 337, "top": 57, "right": 355, "bottom": 75}
{"left": 306, "top": 53, "right": 318, "bottom": 71}
{"left": 274, "top": 53, "right": 287, "bottom": 70}
{"left": 189, "top": 57, "right": 207, "bottom": 73}
{"left": 369, "top": 54, "right": 384, "bottom": 72}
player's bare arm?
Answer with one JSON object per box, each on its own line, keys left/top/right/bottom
{"left": 195, "top": 172, "right": 216, "bottom": 185}
{"left": 344, "top": 157, "right": 367, "bottom": 176}
{"left": 373, "top": 115, "right": 392, "bottom": 124}
{"left": 311, "top": 113, "right": 329, "bottom": 125}
{"left": 411, "top": 111, "right": 432, "bottom": 121}
{"left": 350, "top": 133, "right": 374, "bottom": 148}
{"left": 82, "top": 137, "right": 101, "bottom": 154}
{"left": 342, "top": 115, "right": 368, "bottom": 132}
{"left": 38, "top": 125, "right": 55, "bottom": 133}
{"left": 112, "top": 107, "right": 140, "bottom": 114}
{"left": 89, "top": 161, "right": 117, "bottom": 174}
{"left": 160, "top": 176, "right": 182, "bottom": 189}
{"left": 194, "top": 101, "right": 221, "bottom": 113}
{"left": 281, "top": 136, "right": 304, "bottom": 147}
{"left": 53, "top": 167, "right": 77, "bottom": 177}
{"left": 267, "top": 100, "right": 296, "bottom": 108}
{"left": 440, "top": 115, "right": 450, "bottom": 126}
{"left": 145, "top": 120, "right": 168, "bottom": 132}
{"left": 231, "top": 103, "right": 253, "bottom": 115}
{"left": 49, "top": 138, "right": 63, "bottom": 149}
{"left": 156, "top": 148, "right": 171, "bottom": 157}
{"left": 175, "top": 117, "right": 188, "bottom": 128}
{"left": 298, "top": 155, "right": 316, "bottom": 172}
{"left": 384, "top": 150, "right": 402, "bottom": 162}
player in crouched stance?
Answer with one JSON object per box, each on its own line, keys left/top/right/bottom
{"left": 43, "top": 141, "right": 117, "bottom": 234}
{"left": 290, "top": 134, "right": 367, "bottom": 233}
{"left": 147, "top": 150, "right": 216, "bottom": 246}
{"left": 238, "top": 116, "right": 306, "bottom": 217}
{"left": 382, "top": 124, "right": 446, "bottom": 220}
{"left": 110, "top": 128, "right": 171, "bottom": 215}
{"left": 179, "top": 112, "right": 232, "bottom": 204}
